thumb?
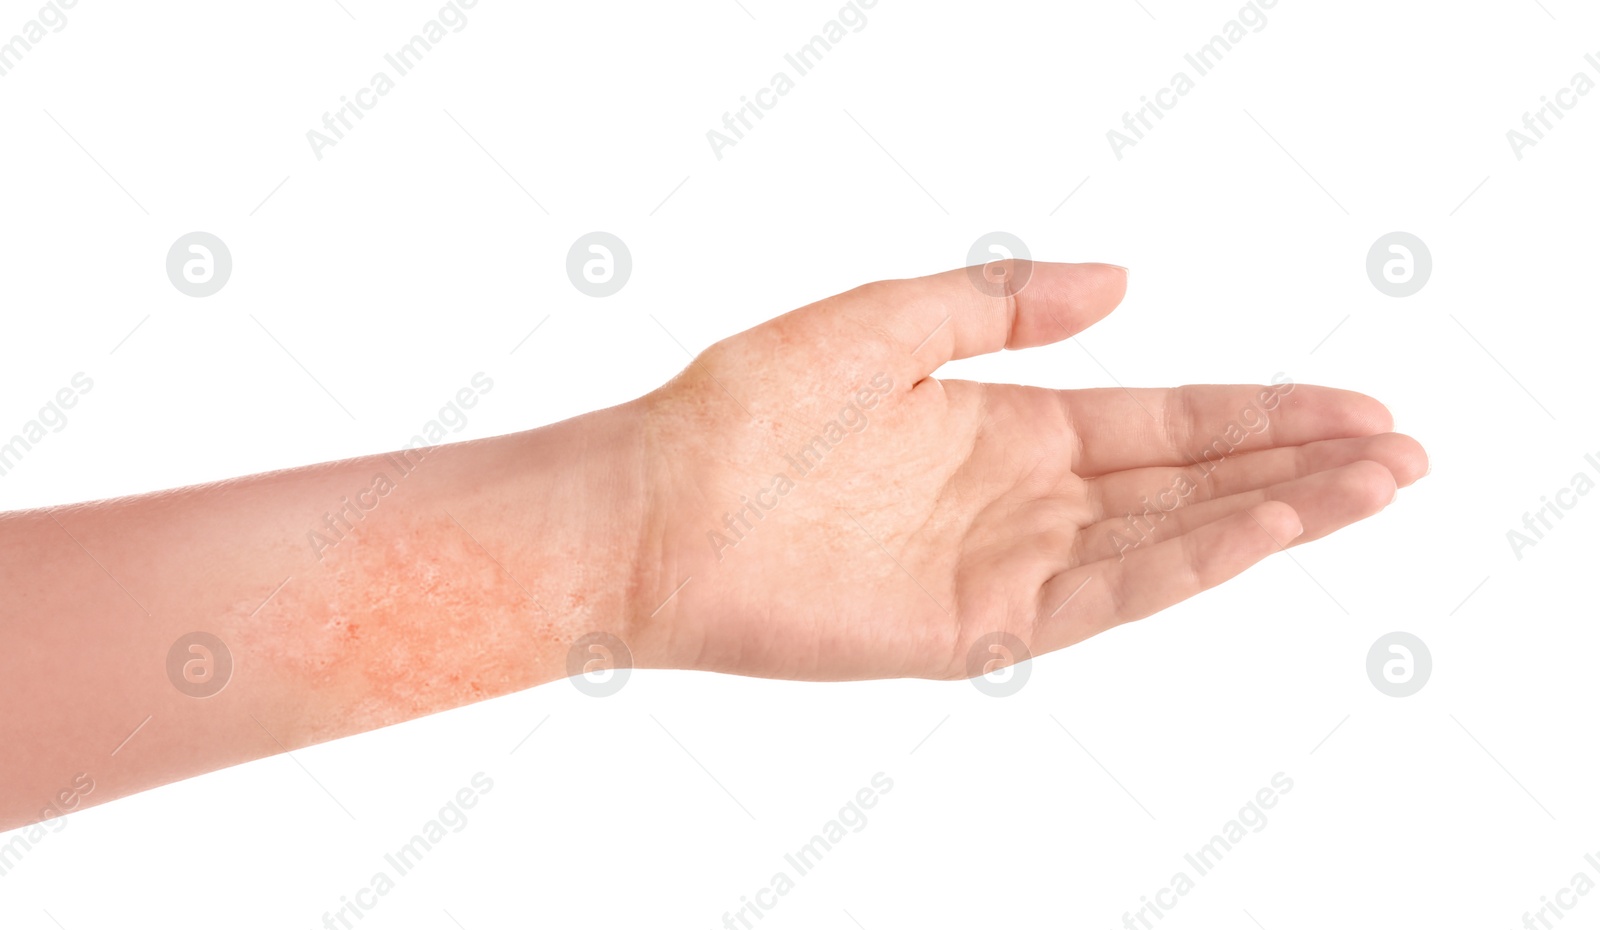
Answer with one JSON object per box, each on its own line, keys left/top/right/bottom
{"left": 824, "top": 261, "right": 1130, "bottom": 384}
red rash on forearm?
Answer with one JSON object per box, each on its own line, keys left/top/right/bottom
{"left": 0, "top": 412, "right": 646, "bottom": 829}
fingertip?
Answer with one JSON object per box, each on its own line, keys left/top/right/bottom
{"left": 1076, "top": 261, "right": 1129, "bottom": 307}
{"left": 1373, "top": 432, "right": 1429, "bottom": 487}
{"left": 1007, "top": 262, "right": 1129, "bottom": 349}
{"left": 1252, "top": 500, "right": 1303, "bottom": 545}
{"left": 1286, "top": 508, "right": 1305, "bottom": 540}
{"left": 1347, "top": 392, "right": 1396, "bottom": 435}
{"left": 1280, "top": 385, "right": 1395, "bottom": 438}
{"left": 1341, "top": 459, "right": 1400, "bottom": 512}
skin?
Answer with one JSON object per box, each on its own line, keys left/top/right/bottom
{"left": 0, "top": 261, "right": 1427, "bottom": 829}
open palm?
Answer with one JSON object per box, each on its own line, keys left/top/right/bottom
{"left": 638, "top": 262, "right": 1425, "bottom": 682}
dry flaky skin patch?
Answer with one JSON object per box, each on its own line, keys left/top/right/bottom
{"left": 0, "top": 406, "right": 651, "bottom": 829}
{"left": 236, "top": 511, "right": 553, "bottom": 747}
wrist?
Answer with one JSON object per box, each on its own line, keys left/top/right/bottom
{"left": 493, "top": 400, "right": 684, "bottom": 679}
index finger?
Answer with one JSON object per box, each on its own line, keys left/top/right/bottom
{"left": 1062, "top": 383, "right": 1396, "bottom": 478}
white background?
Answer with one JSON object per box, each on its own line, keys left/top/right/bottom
{"left": 2, "top": 0, "right": 1597, "bottom": 927}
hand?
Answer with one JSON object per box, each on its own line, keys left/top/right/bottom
{"left": 630, "top": 261, "right": 1426, "bottom": 681}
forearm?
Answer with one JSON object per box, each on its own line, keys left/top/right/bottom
{"left": 0, "top": 404, "right": 649, "bottom": 828}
